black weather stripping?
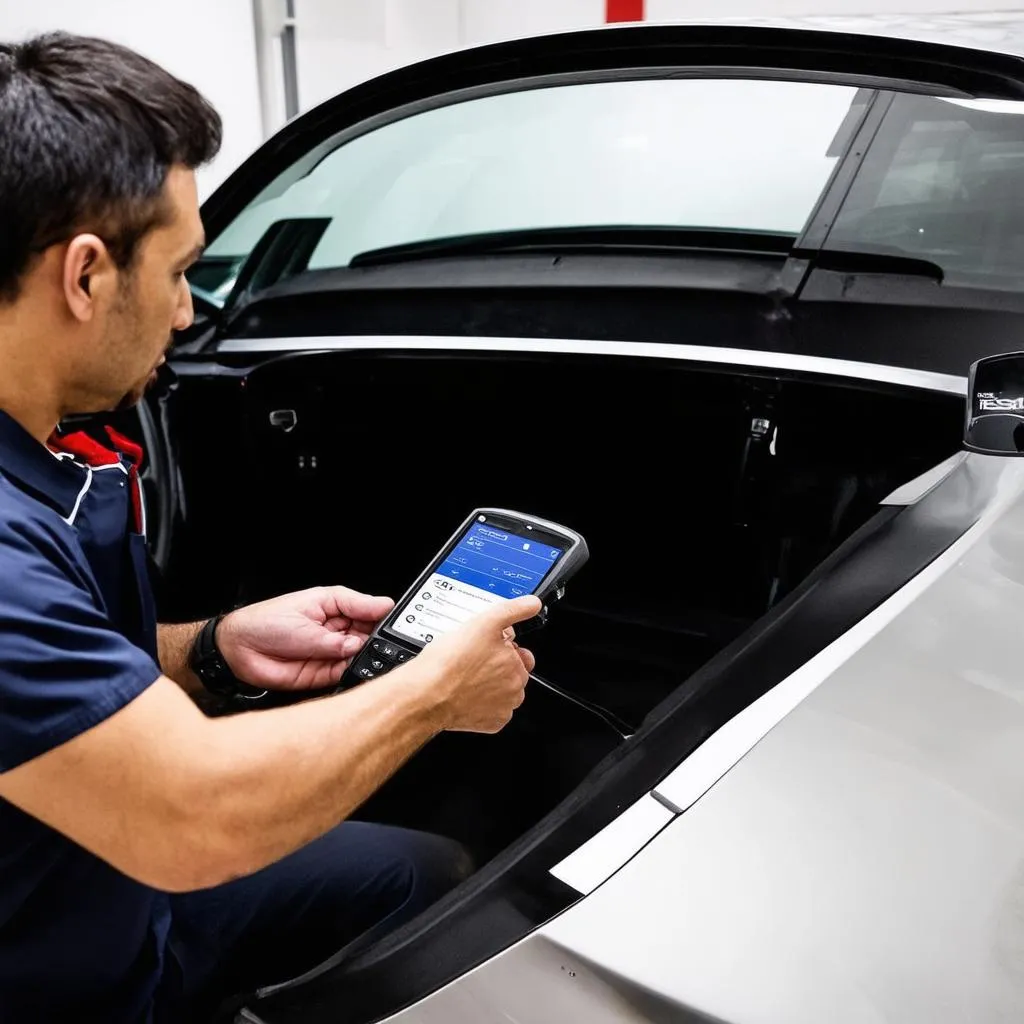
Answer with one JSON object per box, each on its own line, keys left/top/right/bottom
{"left": 349, "top": 226, "right": 798, "bottom": 267}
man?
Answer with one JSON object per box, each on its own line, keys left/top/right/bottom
{"left": 0, "top": 32, "right": 541, "bottom": 1023}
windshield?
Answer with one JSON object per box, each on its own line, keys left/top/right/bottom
{"left": 827, "top": 94, "right": 1024, "bottom": 292}
{"left": 196, "top": 77, "right": 859, "bottom": 303}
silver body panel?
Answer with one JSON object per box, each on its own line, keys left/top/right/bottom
{"left": 384, "top": 454, "right": 1024, "bottom": 1023}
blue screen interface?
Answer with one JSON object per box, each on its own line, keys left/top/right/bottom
{"left": 390, "top": 521, "right": 564, "bottom": 645}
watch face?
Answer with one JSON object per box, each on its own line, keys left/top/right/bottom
{"left": 190, "top": 620, "right": 266, "bottom": 699}
{"left": 199, "top": 663, "right": 233, "bottom": 695}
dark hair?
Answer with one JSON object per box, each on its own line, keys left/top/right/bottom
{"left": 0, "top": 32, "right": 222, "bottom": 301}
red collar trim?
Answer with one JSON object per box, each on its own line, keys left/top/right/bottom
{"left": 48, "top": 426, "right": 144, "bottom": 470}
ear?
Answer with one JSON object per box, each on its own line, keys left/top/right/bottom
{"left": 62, "top": 234, "right": 118, "bottom": 323}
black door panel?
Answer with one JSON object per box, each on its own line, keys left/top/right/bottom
{"left": 795, "top": 270, "right": 1024, "bottom": 376}
{"left": 152, "top": 363, "right": 253, "bottom": 621}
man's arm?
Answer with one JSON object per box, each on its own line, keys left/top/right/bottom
{"left": 157, "top": 586, "right": 391, "bottom": 697}
{"left": 157, "top": 621, "right": 203, "bottom": 695}
{"left": 0, "top": 596, "right": 539, "bottom": 893}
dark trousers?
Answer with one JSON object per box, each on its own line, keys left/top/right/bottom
{"left": 152, "top": 822, "right": 472, "bottom": 1022}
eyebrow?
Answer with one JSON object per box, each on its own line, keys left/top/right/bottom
{"left": 178, "top": 241, "right": 206, "bottom": 268}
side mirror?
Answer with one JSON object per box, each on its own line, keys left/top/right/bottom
{"left": 964, "top": 352, "right": 1024, "bottom": 455}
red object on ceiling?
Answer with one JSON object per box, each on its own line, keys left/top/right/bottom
{"left": 606, "top": 0, "right": 645, "bottom": 23}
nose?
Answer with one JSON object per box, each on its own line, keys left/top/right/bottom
{"left": 172, "top": 276, "right": 195, "bottom": 332}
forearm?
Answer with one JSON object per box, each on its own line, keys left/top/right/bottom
{"left": 157, "top": 621, "right": 205, "bottom": 695}
{"left": 0, "top": 667, "right": 449, "bottom": 893}
{"left": 3, "top": 597, "right": 532, "bottom": 893}
{"left": 190, "top": 661, "right": 447, "bottom": 882}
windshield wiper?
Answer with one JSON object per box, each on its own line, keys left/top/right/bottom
{"left": 806, "top": 246, "right": 945, "bottom": 282}
{"left": 349, "top": 226, "right": 797, "bottom": 268}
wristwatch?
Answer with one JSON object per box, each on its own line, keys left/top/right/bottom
{"left": 188, "top": 615, "right": 267, "bottom": 700}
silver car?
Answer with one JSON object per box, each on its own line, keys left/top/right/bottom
{"left": 136, "top": 21, "right": 1024, "bottom": 1023}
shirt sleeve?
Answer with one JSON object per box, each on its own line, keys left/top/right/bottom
{"left": 0, "top": 517, "right": 162, "bottom": 772}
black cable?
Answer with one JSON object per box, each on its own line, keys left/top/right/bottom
{"left": 528, "top": 672, "right": 634, "bottom": 741}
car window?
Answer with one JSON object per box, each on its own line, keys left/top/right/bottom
{"left": 198, "top": 78, "right": 859, "bottom": 302}
{"left": 828, "top": 94, "right": 1024, "bottom": 291}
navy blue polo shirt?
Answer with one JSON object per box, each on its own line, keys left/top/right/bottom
{"left": 0, "top": 409, "right": 168, "bottom": 1021}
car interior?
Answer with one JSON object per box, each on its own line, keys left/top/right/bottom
{"left": 150, "top": 351, "right": 965, "bottom": 868}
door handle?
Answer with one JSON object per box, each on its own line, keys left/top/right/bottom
{"left": 269, "top": 409, "right": 297, "bottom": 433}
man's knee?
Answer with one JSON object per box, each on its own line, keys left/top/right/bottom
{"left": 160, "top": 824, "right": 475, "bottom": 1017}
{"left": 303, "top": 822, "right": 474, "bottom": 931}
{"left": 399, "top": 830, "right": 475, "bottom": 915}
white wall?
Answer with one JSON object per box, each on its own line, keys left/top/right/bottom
{"left": 295, "top": 0, "right": 461, "bottom": 112}
{"left": 462, "top": 0, "right": 604, "bottom": 45}
{"left": 463, "top": 0, "right": 1024, "bottom": 54}
{"left": 293, "top": 0, "right": 1024, "bottom": 117}
{"left": 647, "top": 3, "right": 1024, "bottom": 55}
{"left": 0, "top": 0, "right": 265, "bottom": 198}
{"left": 651, "top": 0, "right": 1024, "bottom": 15}
{"left": 294, "top": 0, "right": 614, "bottom": 113}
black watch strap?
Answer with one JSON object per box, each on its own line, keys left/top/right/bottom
{"left": 189, "top": 615, "right": 267, "bottom": 700}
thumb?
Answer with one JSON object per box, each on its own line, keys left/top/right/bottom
{"left": 317, "top": 586, "right": 395, "bottom": 624}
{"left": 482, "top": 595, "right": 542, "bottom": 631}
{"left": 309, "top": 629, "right": 364, "bottom": 660}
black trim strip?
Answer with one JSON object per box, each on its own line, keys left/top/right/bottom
{"left": 795, "top": 92, "right": 894, "bottom": 255}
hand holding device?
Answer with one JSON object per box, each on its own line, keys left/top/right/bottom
{"left": 340, "top": 509, "right": 588, "bottom": 688}
{"left": 190, "top": 586, "right": 395, "bottom": 700}
{"left": 412, "top": 594, "right": 541, "bottom": 733}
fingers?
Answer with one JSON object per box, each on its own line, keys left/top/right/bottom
{"left": 345, "top": 620, "right": 388, "bottom": 637}
{"left": 308, "top": 632, "right": 366, "bottom": 662}
{"left": 316, "top": 586, "right": 394, "bottom": 625}
{"left": 484, "top": 595, "right": 542, "bottom": 631}
{"left": 306, "top": 659, "right": 351, "bottom": 689}
{"left": 516, "top": 644, "right": 536, "bottom": 674}
{"left": 280, "top": 658, "right": 352, "bottom": 691}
